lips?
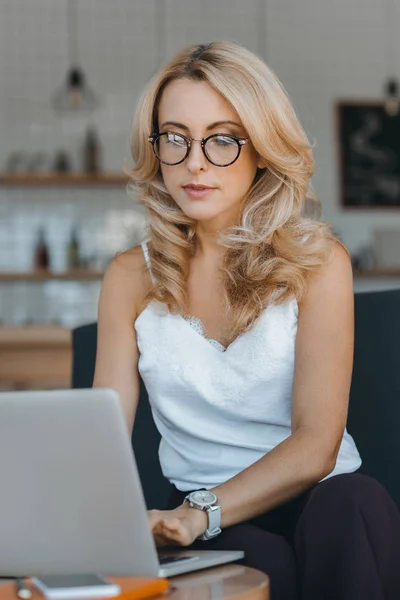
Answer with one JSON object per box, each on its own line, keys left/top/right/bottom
{"left": 182, "top": 185, "right": 216, "bottom": 199}
{"left": 183, "top": 185, "right": 215, "bottom": 190}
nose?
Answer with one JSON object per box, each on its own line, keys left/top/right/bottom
{"left": 185, "top": 139, "right": 208, "bottom": 173}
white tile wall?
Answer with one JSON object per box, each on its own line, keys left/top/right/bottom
{"left": 0, "top": 0, "right": 156, "bottom": 325}
{"left": 163, "top": 0, "right": 261, "bottom": 57}
{"left": 264, "top": 0, "right": 400, "bottom": 254}
{"left": 1, "top": 0, "right": 400, "bottom": 326}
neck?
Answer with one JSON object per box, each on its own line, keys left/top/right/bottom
{"left": 194, "top": 208, "right": 240, "bottom": 259}
{"left": 194, "top": 226, "right": 222, "bottom": 260}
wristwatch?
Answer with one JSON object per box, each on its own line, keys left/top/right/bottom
{"left": 184, "top": 490, "right": 222, "bottom": 540}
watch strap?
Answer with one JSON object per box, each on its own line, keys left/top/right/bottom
{"left": 198, "top": 504, "right": 221, "bottom": 540}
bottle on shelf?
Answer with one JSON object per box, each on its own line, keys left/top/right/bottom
{"left": 34, "top": 228, "right": 50, "bottom": 271}
{"left": 67, "top": 227, "right": 81, "bottom": 270}
{"left": 53, "top": 150, "right": 71, "bottom": 173}
{"left": 83, "top": 126, "right": 101, "bottom": 173}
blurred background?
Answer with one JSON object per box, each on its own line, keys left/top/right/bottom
{"left": 1, "top": 0, "right": 400, "bottom": 390}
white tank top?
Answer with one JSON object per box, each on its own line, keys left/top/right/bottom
{"left": 135, "top": 241, "right": 362, "bottom": 491}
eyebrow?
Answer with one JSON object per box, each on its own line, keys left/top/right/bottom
{"left": 159, "top": 120, "right": 244, "bottom": 131}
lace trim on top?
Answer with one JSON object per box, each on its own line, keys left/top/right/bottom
{"left": 141, "top": 241, "right": 226, "bottom": 352}
{"left": 183, "top": 315, "right": 227, "bottom": 352}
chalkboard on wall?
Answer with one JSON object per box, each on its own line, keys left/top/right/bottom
{"left": 336, "top": 102, "right": 400, "bottom": 208}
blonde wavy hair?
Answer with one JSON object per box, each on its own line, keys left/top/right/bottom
{"left": 128, "top": 40, "right": 336, "bottom": 345}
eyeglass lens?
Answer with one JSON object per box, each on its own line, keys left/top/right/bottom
{"left": 155, "top": 133, "right": 240, "bottom": 166}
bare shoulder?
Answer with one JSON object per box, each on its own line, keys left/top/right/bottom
{"left": 95, "top": 246, "right": 150, "bottom": 429}
{"left": 297, "top": 241, "right": 354, "bottom": 365}
{"left": 108, "top": 245, "right": 147, "bottom": 280}
{"left": 298, "top": 240, "right": 353, "bottom": 316}
{"left": 306, "top": 240, "right": 352, "bottom": 296}
{"left": 100, "top": 245, "right": 152, "bottom": 319}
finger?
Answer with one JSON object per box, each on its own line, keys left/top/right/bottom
{"left": 161, "top": 523, "right": 191, "bottom": 546}
{"left": 162, "top": 517, "right": 181, "bottom": 530}
{"left": 154, "top": 522, "right": 180, "bottom": 539}
{"left": 161, "top": 530, "right": 184, "bottom": 545}
{"left": 154, "top": 525, "right": 183, "bottom": 546}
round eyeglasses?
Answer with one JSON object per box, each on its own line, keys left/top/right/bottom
{"left": 148, "top": 132, "right": 249, "bottom": 167}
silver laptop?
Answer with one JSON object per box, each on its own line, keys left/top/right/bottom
{"left": 0, "top": 388, "right": 243, "bottom": 578}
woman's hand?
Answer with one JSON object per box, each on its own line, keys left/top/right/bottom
{"left": 148, "top": 504, "right": 208, "bottom": 547}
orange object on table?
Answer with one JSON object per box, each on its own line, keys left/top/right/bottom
{"left": 0, "top": 578, "right": 169, "bottom": 600}
{"left": 108, "top": 578, "right": 169, "bottom": 600}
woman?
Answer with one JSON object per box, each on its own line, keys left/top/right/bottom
{"left": 93, "top": 41, "right": 400, "bottom": 599}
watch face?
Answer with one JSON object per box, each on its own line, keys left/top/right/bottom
{"left": 191, "top": 490, "right": 217, "bottom": 505}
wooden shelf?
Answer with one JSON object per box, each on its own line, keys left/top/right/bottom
{"left": 0, "top": 270, "right": 104, "bottom": 281}
{"left": 354, "top": 268, "right": 400, "bottom": 278}
{"left": 0, "top": 173, "right": 129, "bottom": 186}
{"left": 0, "top": 325, "right": 71, "bottom": 347}
{"left": 2, "top": 268, "right": 400, "bottom": 282}
{"left": 2, "top": 269, "right": 400, "bottom": 282}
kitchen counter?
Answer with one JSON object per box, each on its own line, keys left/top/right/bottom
{"left": 0, "top": 326, "right": 72, "bottom": 390}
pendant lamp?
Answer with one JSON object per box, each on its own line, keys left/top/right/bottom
{"left": 52, "top": 0, "right": 99, "bottom": 112}
{"left": 384, "top": 78, "right": 399, "bottom": 117}
{"left": 383, "top": 0, "right": 399, "bottom": 116}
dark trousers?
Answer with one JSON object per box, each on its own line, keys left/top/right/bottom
{"left": 166, "top": 472, "right": 400, "bottom": 600}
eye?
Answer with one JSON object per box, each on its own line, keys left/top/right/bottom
{"left": 166, "top": 132, "right": 186, "bottom": 146}
{"left": 213, "top": 135, "right": 236, "bottom": 146}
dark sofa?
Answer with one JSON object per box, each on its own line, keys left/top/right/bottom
{"left": 72, "top": 289, "right": 400, "bottom": 510}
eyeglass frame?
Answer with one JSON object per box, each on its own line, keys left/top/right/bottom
{"left": 147, "top": 131, "right": 249, "bottom": 167}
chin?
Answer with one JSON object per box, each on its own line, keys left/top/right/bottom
{"left": 178, "top": 202, "right": 224, "bottom": 222}
{"left": 174, "top": 191, "right": 226, "bottom": 220}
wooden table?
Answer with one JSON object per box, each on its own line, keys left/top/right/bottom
{"left": 0, "top": 566, "right": 269, "bottom": 600}
{"left": 168, "top": 564, "right": 269, "bottom": 599}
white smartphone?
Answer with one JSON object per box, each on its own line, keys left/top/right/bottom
{"left": 31, "top": 575, "right": 120, "bottom": 600}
